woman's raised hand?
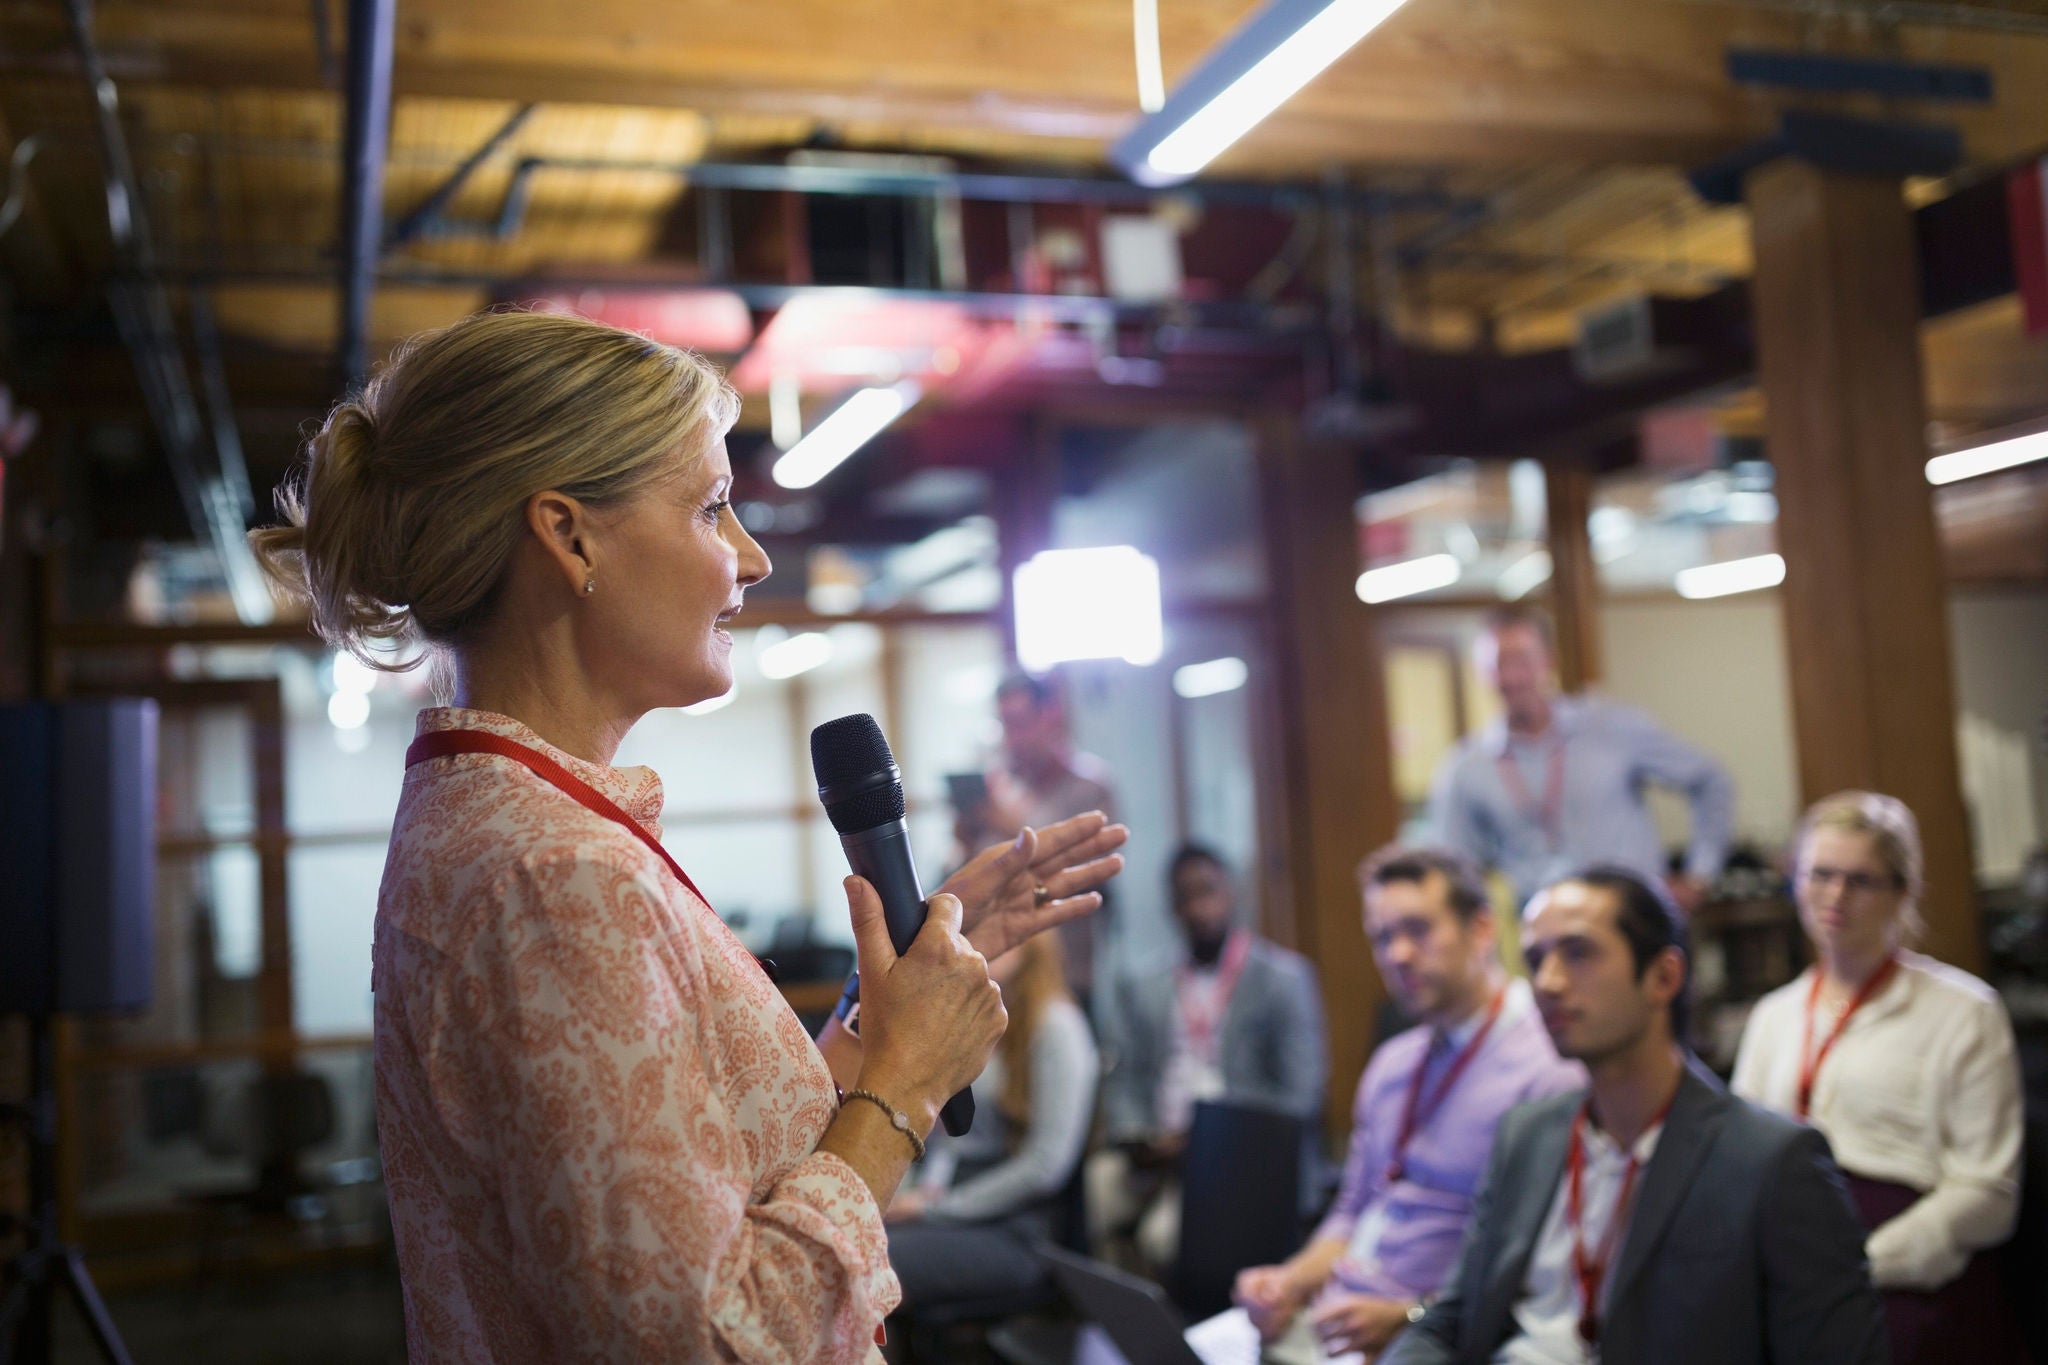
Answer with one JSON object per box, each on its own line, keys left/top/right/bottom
{"left": 938, "top": 811, "right": 1129, "bottom": 962}
{"left": 843, "top": 877, "right": 1007, "bottom": 1132}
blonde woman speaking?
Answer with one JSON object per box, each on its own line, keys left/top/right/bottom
{"left": 252, "top": 310, "right": 1126, "bottom": 1363}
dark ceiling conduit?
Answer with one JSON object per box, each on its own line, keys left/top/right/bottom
{"left": 61, "top": 0, "right": 271, "bottom": 623}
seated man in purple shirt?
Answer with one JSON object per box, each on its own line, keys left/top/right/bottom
{"left": 1233, "top": 846, "right": 1582, "bottom": 1360}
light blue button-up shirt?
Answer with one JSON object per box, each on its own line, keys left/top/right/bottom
{"left": 1427, "top": 695, "right": 1734, "bottom": 906}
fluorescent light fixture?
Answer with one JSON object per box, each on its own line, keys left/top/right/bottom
{"left": 769, "top": 373, "right": 802, "bottom": 450}
{"left": 204, "top": 482, "right": 276, "bottom": 625}
{"left": 332, "top": 652, "right": 379, "bottom": 695}
{"left": 757, "top": 631, "right": 834, "bottom": 680}
{"left": 1497, "top": 550, "right": 1554, "bottom": 601}
{"left": 1112, "top": 0, "right": 1411, "bottom": 185}
{"left": 1723, "top": 490, "right": 1778, "bottom": 524}
{"left": 1675, "top": 552, "right": 1785, "bottom": 600}
{"left": 1589, "top": 505, "right": 1638, "bottom": 564}
{"left": 326, "top": 690, "right": 370, "bottom": 730}
{"left": 1926, "top": 429, "right": 2048, "bottom": 485}
{"left": 771, "top": 381, "right": 920, "bottom": 490}
{"left": 1356, "top": 553, "right": 1460, "bottom": 604}
{"left": 1173, "top": 656, "right": 1249, "bottom": 698}
{"left": 1013, "top": 546, "right": 1164, "bottom": 673}
{"left": 1134, "top": 0, "right": 1167, "bottom": 112}
{"left": 684, "top": 688, "right": 737, "bottom": 716}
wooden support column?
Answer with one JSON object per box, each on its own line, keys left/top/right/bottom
{"left": 1746, "top": 160, "right": 1980, "bottom": 972}
{"left": 1544, "top": 460, "right": 1604, "bottom": 692}
{"left": 1255, "top": 416, "right": 1400, "bottom": 1148}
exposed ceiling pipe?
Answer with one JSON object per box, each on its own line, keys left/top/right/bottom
{"left": 1666, "top": 0, "right": 2048, "bottom": 37}
{"left": 62, "top": 0, "right": 271, "bottom": 623}
{"left": 339, "top": 0, "right": 394, "bottom": 387}
{"left": 189, "top": 292, "right": 254, "bottom": 520}
{"left": 384, "top": 102, "right": 533, "bottom": 251}
{"left": 476, "top": 154, "right": 1481, "bottom": 230}
{"left": 173, "top": 267, "right": 1320, "bottom": 332}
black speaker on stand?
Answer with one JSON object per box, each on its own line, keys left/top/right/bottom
{"left": 1, "top": 699, "right": 157, "bottom": 1365}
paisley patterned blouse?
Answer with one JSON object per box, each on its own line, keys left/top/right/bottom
{"left": 373, "top": 707, "right": 898, "bottom": 1362}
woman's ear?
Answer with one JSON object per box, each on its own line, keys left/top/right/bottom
{"left": 525, "top": 489, "right": 596, "bottom": 594}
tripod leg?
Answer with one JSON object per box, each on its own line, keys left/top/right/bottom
{"left": 0, "top": 1252, "right": 53, "bottom": 1365}
{"left": 56, "top": 1252, "right": 134, "bottom": 1365}
{"left": 0, "top": 1269, "right": 36, "bottom": 1365}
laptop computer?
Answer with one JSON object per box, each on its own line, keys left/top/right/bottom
{"left": 1038, "top": 1246, "right": 1341, "bottom": 1365}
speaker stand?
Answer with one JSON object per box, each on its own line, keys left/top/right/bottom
{"left": 1, "top": 1014, "right": 136, "bottom": 1365}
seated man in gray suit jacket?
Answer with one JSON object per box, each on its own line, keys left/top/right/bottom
{"left": 1089, "top": 842, "right": 1328, "bottom": 1271}
{"left": 1384, "top": 866, "right": 1886, "bottom": 1365}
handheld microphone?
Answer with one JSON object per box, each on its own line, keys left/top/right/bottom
{"left": 809, "top": 713, "right": 975, "bottom": 1137}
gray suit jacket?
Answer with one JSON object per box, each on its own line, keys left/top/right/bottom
{"left": 1100, "top": 936, "right": 1327, "bottom": 1140}
{"left": 1383, "top": 1063, "right": 1888, "bottom": 1365}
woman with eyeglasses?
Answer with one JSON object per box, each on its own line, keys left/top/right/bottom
{"left": 1731, "top": 791, "right": 2025, "bottom": 1365}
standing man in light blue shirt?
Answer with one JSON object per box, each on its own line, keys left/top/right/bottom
{"left": 1428, "top": 606, "right": 1734, "bottom": 912}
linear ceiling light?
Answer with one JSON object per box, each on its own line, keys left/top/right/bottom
{"left": 757, "top": 631, "right": 835, "bottom": 680}
{"left": 1173, "top": 656, "right": 1249, "bottom": 698}
{"left": 1356, "top": 553, "right": 1460, "bottom": 604}
{"left": 1925, "top": 428, "right": 2048, "bottom": 485}
{"left": 1496, "top": 550, "right": 1554, "bottom": 601}
{"left": 1111, "top": 0, "right": 1412, "bottom": 186}
{"left": 1675, "top": 552, "right": 1785, "bottom": 600}
{"left": 771, "top": 381, "right": 920, "bottom": 490}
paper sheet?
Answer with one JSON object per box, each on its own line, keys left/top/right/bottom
{"left": 1184, "top": 1307, "right": 1365, "bottom": 1365}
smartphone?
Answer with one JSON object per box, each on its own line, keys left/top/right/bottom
{"left": 945, "top": 771, "right": 991, "bottom": 814}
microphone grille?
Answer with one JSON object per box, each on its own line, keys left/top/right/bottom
{"left": 809, "top": 713, "right": 907, "bottom": 834}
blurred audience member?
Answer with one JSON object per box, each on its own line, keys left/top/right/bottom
{"left": 1733, "top": 791, "right": 2026, "bottom": 1365}
{"left": 1428, "top": 606, "right": 1733, "bottom": 911}
{"left": 886, "top": 932, "right": 1099, "bottom": 1311}
{"left": 1092, "top": 842, "right": 1327, "bottom": 1274}
{"left": 1385, "top": 867, "right": 1885, "bottom": 1365}
{"left": 1232, "top": 847, "right": 1580, "bottom": 1360}
{"left": 958, "top": 672, "right": 1121, "bottom": 999}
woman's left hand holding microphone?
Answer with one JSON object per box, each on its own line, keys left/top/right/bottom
{"left": 839, "top": 878, "right": 1007, "bottom": 1155}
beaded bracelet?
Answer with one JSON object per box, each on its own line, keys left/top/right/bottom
{"left": 842, "top": 1088, "right": 925, "bottom": 1161}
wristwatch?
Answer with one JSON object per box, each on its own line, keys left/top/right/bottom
{"left": 1405, "top": 1296, "right": 1434, "bottom": 1325}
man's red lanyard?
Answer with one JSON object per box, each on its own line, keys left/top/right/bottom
{"left": 1177, "top": 930, "right": 1252, "bottom": 1059}
{"left": 1384, "top": 987, "right": 1506, "bottom": 1185}
{"left": 1797, "top": 956, "right": 1900, "bottom": 1119}
{"left": 1497, "top": 735, "right": 1567, "bottom": 851}
{"left": 405, "top": 729, "right": 775, "bottom": 984}
{"left": 1566, "top": 1090, "right": 1676, "bottom": 1347}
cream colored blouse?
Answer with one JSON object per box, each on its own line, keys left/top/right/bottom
{"left": 1731, "top": 950, "right": 2021, "bottom": 1291}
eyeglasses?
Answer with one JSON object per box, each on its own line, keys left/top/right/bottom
{"left": 1801, "top": 866, "right": 1903, "bottom": 896}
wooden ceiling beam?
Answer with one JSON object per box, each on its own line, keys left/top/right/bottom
{"left": 0, "top": 0, "right": 1829, "bottom": 169}
{"left": 7, "top": 0, "right": 2047, "bottom": 173}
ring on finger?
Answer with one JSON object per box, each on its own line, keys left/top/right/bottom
{"left": 1032, "top": 883, "right": 1052, "bottom": 906}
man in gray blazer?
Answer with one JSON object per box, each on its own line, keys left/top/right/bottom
{"left": 1090, "top": 842, "right": 1328, "bottom": 1270}
{"left": 1384, "top": 867, "right": 1885, "bottom": 1365}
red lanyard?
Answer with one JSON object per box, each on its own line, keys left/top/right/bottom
{"left": 1797, "top": 956, "right": 1900, "bottom": 1119}
{"left": 1497, "top": 734, "right": 1567, "bottom": 850}
{"left": 1177, "top": 931, "right": 1252, "bottom": 1058}
{"left": 1566, "top": 1090, "right": 1676, "bottom": 1347}
{"left": 1384, "top": 987, "right": 1506, "bottom": 1184}
{"left": 405, "top": 728, "right": 716, "bottom": 916}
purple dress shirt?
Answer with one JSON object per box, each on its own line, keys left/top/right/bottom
{"left": 1317, "top": 980, "right": 1584, "bottom": 1302}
